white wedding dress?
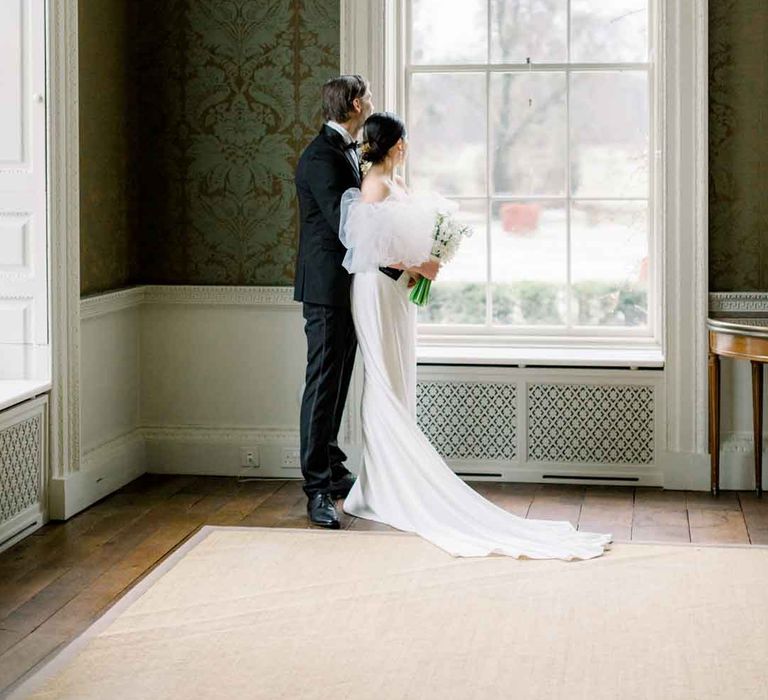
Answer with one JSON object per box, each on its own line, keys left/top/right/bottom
{"left": 339, "top": 181, "right": 613, "bottom": 560}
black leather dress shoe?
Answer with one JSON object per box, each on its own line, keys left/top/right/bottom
{"left": 307, "top": 493, "right": 340, "bottom": 529}
{"left": 329, "top": 472, "right": 357, "bottom": 499}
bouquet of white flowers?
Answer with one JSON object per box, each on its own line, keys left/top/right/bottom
{"left": 409, "top": 211, "right": 473, "bottom": 307}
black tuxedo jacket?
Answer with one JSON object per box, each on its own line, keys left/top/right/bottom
{"left": 294, "top": 124, "right": 402, "bottom": 308}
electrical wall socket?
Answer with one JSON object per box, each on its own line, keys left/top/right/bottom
{"left": 240, "top": 447, "right": 260, "bottom": 468}
{"left": 282, "top": 448, "right": 300, "bottom": 468}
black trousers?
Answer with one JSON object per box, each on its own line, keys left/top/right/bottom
{"left": 299, "top": 301, "right": 357, "bottom": 498}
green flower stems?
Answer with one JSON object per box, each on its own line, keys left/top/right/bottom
{"left": 409, "top": 275, "right": 432, "bottom": 306}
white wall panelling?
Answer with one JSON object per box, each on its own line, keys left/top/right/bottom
{"left": 67, "top": 285, "right": 768, "bottom": 515}
{"left": 58, "top": 287, "right": 145, "bottom": 521}
{"left": 81, "top": 294, "right": 141, "bottom": 455}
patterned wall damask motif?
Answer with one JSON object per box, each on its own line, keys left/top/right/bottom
{"left": 79, "top": 0, "right": 768, "bottom": 294}
{"left": 78, "top": 1, "right": 762, "bottom": 292}
{"left": 128, "top": 0, "right": 339, "bottom": 287}
{"left": 709, "top": 1, "right": 768, "bottom": 292}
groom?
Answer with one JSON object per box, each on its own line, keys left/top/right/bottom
{"left": 294, "top": 75, "right": 403, "bottom": 529}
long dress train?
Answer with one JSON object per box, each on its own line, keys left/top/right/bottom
{"left": 339, "top": 185, "right": 612, "bottom": 560}
{"left": 342, "top": 268, "right": 613, "bottom": 560}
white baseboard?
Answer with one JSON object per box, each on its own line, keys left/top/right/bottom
{"left": 140, "top": 424, "right": 766, "bottom": 492}
{"left": 140, "top": 422, "right": 681, "bottom": 489}
{"left": 656, "top": 450, "right": 711, "bottom": 491}
{"left": 715, "top": 432, "right": 768, "bottom": 492}
{"left": 49, "top": 429, "right": 146, "bottom": 520}
{"left": 143, "top": 425, "right": 308, "bottom": 480}
{"left": 53, "top": 422, "right": 762, "bottom": 523}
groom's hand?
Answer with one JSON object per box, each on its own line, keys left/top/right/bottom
{"left": 407, "top": 273, "right": 421, "bottom": 288}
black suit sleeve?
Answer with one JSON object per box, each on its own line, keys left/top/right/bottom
{"left": 379, "top": 266, "right": 404, "bottom": 280}
{"left": 306, "top": 150, "right": 349, "bottom": 235}
{"left": 303, "top": 144, "right": 402, "bottom": 281}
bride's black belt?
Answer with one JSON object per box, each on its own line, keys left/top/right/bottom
{"left": 379, "top": 266, "right": 403, "bottom": 281}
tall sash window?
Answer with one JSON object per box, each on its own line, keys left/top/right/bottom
{"left": 399, "top": 0, "right": 658, "bottom": 348}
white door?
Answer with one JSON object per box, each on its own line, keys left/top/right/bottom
{"left": 0, "top": 0, "right": 48, "bottom": 380}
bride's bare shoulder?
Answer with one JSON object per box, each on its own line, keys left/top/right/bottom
{"left": 360, "top": 174, "right": 391, "bottom": 203}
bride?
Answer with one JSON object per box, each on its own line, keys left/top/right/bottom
{"left": 339, "top": 112, "right": 612, "bottom": 560}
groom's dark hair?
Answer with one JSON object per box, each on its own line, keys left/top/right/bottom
{"left": 321, "top": 75, "right": 369, "bottom": 123}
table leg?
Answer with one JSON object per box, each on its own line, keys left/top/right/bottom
{"left": 752, "top": 361, "right": 763, "bottom": 498}
{"left": 709, "top": 352, "right": 721, "bottom": 496}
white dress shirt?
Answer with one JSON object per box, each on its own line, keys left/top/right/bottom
{"left": 326, "top": 120, "right": 360, "bottom": 172}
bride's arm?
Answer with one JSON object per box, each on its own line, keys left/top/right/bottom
{"left": 355, "top": 173, "right": 438, "bottom": 278}
{"left": 388, "top": 174, "right": 439, "bottom": 278}
{"left": 390, "top": 259, "right": 440, "bottom": 280}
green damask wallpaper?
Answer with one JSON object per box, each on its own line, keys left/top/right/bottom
{"left": 79, "top": 0, "right": 139, "bottom": 296}
{"left": 78, "top": 1, "right": 765, "bottom": 293}
{"left": 709, "top": 0, "right": 768, "bottom": 292}
{"left": 128, "top": 0, "right": 339, "bottom": 287}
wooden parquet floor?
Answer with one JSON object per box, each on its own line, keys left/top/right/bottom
{"left": 1, "top": 474, "right": 767, "bottom": 693}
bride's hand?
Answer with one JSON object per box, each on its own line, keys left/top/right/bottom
{"left": 413, "top": 259, "right": 440, "bottom": 281}
{"left": 407, "top": 272, "right": 421, "bottom": 289}
{"left": 393, "top": 260, "right": 440, "bottom": 282}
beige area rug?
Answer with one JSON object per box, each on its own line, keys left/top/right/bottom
{"left": 5, "top": 527, "right": 768, "bottom": 700}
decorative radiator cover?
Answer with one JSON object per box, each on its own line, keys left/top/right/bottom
{"left": 416, "top": 381, "right": 517, "bottom": 460}
{"left": 527, "top": 383, "right": 655, "bottom": 464}
{"left": 414, "top": 366, "right": 663, "bottom": 477}
{"left": 0, "top": 395, "right": 47, "bottom": 551}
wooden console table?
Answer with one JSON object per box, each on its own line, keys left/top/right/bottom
{"left": 708, "top": 317, "right": 768, "bottom": 497}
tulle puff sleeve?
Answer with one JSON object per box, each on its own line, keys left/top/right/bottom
{"left": 338, "top": 187, "right": 458, "bottom": 273}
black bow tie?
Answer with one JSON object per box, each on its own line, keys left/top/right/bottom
{"left": 343, "top": 140, "right": 359, "bottom": 150}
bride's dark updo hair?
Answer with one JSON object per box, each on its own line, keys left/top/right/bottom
{"left": 360, "top": 112, "right": 407, "bottom": 164}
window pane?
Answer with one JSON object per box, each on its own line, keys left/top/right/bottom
{"left": 570, "top": 1, "right": 648, "bottom": 63}
{"left": 408, "top": 73, "right": 486, "bottom": 196}
{"left": 490, "top": 0, "right": 567, "bottom": 64}
{"left": 491, "top": 72, "right": 566, "bottom": 196}
{"left": 570, "top": 71, "right": 648, "bottom": 198}
{"left": 411, "top": 0, "right": 487, "bottom": 65}
{"left": 570, "top": 201, "right": 648, "bottom": 327}
{"left": 491, "top": 200, "right": 566, "bottom": 325}
{"left": 418, "top": 200, "right": 487, "bottom": 325}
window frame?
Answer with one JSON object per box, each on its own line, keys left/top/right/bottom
{"left": 392, "top": 0, "right": 662, "bottom": 351}
{"left": 342, "top": 0, "right": 710, "bottom": 465}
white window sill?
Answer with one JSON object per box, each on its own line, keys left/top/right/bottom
{"left": 0, "top": 380, "right": 52, "bottom": 412}
{"left": 416, "top": 345, "right": 664, "bottom": 369}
